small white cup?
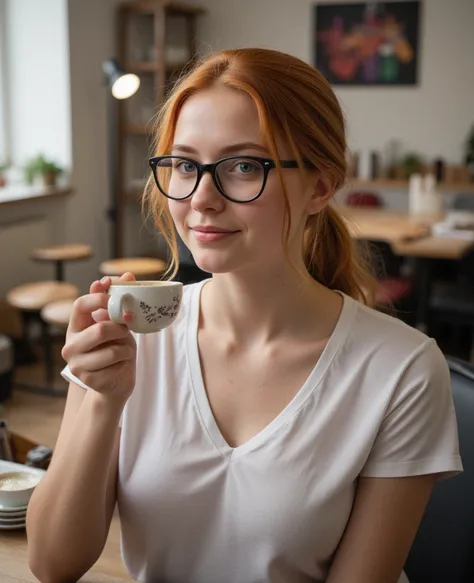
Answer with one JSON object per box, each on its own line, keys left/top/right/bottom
{"left": 107, "top": 281, "right": 183, "bottom": 334}
{"left": 0, "top": 470, "right": 43, "bottom": 508}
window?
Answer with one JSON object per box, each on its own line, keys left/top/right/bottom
{"left": 0, "top": 0, "right": 8, "bottom": 164}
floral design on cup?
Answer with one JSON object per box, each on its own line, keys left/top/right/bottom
{"left": 139, "top": 295, "right": 181, "bottom": 324}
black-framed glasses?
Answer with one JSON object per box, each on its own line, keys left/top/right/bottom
{"left": 148, "top": 155, "right": 314, "bottom": 204}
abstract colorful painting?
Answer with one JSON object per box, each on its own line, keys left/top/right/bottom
{"left": 314, "top": 1, "right": 421, "bottom": 85}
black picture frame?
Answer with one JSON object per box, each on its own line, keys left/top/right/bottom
{"left": 314, "top": 1, "right": 421, "bottom": 86}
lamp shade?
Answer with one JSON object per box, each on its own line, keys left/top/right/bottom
{"left": 102, "top": 58, "right": 140, "bottom": 100}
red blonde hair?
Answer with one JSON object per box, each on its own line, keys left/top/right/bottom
{"left": 143, "top": 48, "right": 376, "bottom": 305}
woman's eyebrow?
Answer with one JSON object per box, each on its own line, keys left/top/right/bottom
{"left": 170, "top": 142, "right": 270, "bottom": 156}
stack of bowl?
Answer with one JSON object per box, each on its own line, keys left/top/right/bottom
{"left": 0, "top": 463, "right": 45, "bottom": 530}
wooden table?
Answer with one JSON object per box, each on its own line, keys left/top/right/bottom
{"left": 338, "top": 205, "right": 474, "bottom": 329}
{"left": 0, "top": 433, "right": 133, "bottom": 582}
{"left": 0, "top": 530, "right": 133, "bottom": 582}
{"left": 338, "top": 205, "right": 435, "bottom": 243}
{"left": 392, "top": 236, "right": 474, "bottom": 260}
{"left": 394, "top": 236, "right": 474, "bottom": 331}
{"left": 338, "top": 205, "right": 474, "bottom": 259}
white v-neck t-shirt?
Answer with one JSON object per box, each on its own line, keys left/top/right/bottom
{"left": 63, "top": 279, "right": 462, "bottom": 583}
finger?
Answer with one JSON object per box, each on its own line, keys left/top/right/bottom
{"left": 69, "top": 294, "right": 116, "bottom": 333}
{"left": 89, "top": 280, "right": 103, "bottom": 294}
{"left": 69, "top": 342, "right": 134, "bottom": 374}
{"left": 71, "top": 360, "right": 131, "bottom": 393}
{"left": 114, "top": 273, "right": 134, "bottom": 323}
{"left": 91, "top": 308, "right": 110, "bottom": 323}
{"left": 92, "top": 308, "right": 133, "bottom": 325}
{"left": 65, "top": 320, "right": 130, "bottom": 356}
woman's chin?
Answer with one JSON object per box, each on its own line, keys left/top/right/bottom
{"left": 193, "top": 254, "right": 238, "bottom": 275}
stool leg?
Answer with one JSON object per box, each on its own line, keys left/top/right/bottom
{"left": 41, "top": 319, "right": 54, "bottom": 385}
{"left": 17, "top": 311, "right": 38, "bottom": 365}
{"left": 55, "top": 260, "right": 64, "bottom": 282}
{"left": 13, "top": 312, "right": 65, "bottom": 397}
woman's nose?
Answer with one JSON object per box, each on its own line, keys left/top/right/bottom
{"left": 191, "top": 172, "right": 226, "bottom": 213}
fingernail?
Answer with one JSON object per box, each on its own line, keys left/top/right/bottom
{"left": 100, "top": 276, "right": 109, "bottom": 284}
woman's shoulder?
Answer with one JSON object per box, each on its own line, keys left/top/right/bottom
{"left": 340, "top": 297, "right": 454, "bottom": 445}
{"left": 342, "top": 294, "right": 444, "bottom": 373}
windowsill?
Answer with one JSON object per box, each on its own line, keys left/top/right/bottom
{"left": 0, "top": 183, "right": 73, "bottom": 206}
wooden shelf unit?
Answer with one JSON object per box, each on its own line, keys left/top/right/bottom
{"left": 125, "top": 60, "right": 190, "bottom": 75}
{"left": 121, "top": 0, "right": 205, "bottom": 15}
{"left": 115, "top": 0, "right": 205, "bottom": 257}
{"left": 124, "top": 124, "right": 150, "bottom": 135}
{"left": 343, "top": 178, "right": 474, "bottom": 193}
{"left": 125, "top": 60, "right": 159, "bottom": 72}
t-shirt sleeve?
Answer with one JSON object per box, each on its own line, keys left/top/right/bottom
{"left": 61, "top": 364, "right": 126, "bottom": 428}
{"left": 61, "top": 364, "right": 91, "bottom": 390}
{"left": 361, "top": 338, "right": 463, "bottom": 479}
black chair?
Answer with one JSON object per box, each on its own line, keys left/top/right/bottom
{"left": 451, "top": 194, "right": 474, "bottom": 211}
{"left": 404, "top": 356, "right": 474, "bottom": 582}
{"left": 426, "top": 196, "right": 474, "bottom": 359}
{"left": 175, "top": 236, "right": 209, "bottom": 285}
{"left": 428, "top": 252, "right": 474, "bottom": 361}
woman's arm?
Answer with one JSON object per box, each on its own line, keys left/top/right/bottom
{"left": 27, "top": 274, "right": 136, "bottom": 583}
{"left": 27, "top": 383, "right": 123, "bottom": 583}
{"left": 327, "top": 475, "right": 436, "bottom": 583}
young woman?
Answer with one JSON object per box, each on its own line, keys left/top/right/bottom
{"left": 27, "top": 48, "right": 462, "bottom": 583}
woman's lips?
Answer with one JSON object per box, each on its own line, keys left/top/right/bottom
{"left": 190, "top": 226, "right": 239, "bottom": 243}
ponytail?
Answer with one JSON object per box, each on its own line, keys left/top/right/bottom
{"left": 304, "top": 206, "right": 377, "bottom": 306}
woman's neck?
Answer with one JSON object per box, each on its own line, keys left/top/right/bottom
{"left": 200, "top": 264, "right": 343, "bottom": 345}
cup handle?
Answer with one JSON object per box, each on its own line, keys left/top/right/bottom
{"left": 108, "top": 293, "right": 130, "bottom": 324}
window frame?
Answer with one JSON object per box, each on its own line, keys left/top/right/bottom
{"left": 0, "top": 0, "right": 9, "bottom": 164}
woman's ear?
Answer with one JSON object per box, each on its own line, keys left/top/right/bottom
{"left": 306, "top": 174, "right": 334, "bottom": 216}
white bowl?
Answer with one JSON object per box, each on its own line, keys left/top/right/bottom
{"left": 0, "top": 470, "right": 43, "bottom": 508}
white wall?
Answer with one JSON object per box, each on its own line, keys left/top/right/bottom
{"left": 6, "top": 0, "right": 72, "bottom": 167}
{"left": 197, "top": 0, "right": 474, "bottom": 168}
{"left": 65, "top": 0, "right": 121, "bottom": 290}
{"left": 67, "top": 0, "right": 169, "bottom": 290}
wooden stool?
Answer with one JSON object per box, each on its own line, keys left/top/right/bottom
{"left": 7, "top": 282, "right": 78, "bottom": 394}
{"left": 32, "top": 243, "right": 93, "bottom": 281}
{"left": 99, "top": 257, "right": 167, "bottom": 279}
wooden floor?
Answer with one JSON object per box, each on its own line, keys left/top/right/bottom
{"left": 1, "top": 346, "right": 130, "bottom": 580}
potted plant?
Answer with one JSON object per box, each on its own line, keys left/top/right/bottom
{"left": 40, "top": 159, "right": 63, "bottom": 187}
{"left": 464, "top": 125, "right": 474, "bottom": 182}
{"left": 24, "top": 155, "right": 44, "bottom": 185}
{"left": 23, "top": 154, "right": 63, "bottom": 187}
{"left": 400, "top": 152, "right": 424, "bottom": 179}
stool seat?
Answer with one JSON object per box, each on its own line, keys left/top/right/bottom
{"left": 32, "top": 243, "right": 93, "bottom": 262}
{"left": 7, "top": 282, "right": 78, "bottom": 312}
{"left": 41, "top": 298, "right": 76, "bottom": 328}
{"left": 99, "top": 257, "right": 167, "bottom": 278}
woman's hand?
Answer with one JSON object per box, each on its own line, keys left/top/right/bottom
{"left": 61, "top": 272, "right": 137, "bottom": 403}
